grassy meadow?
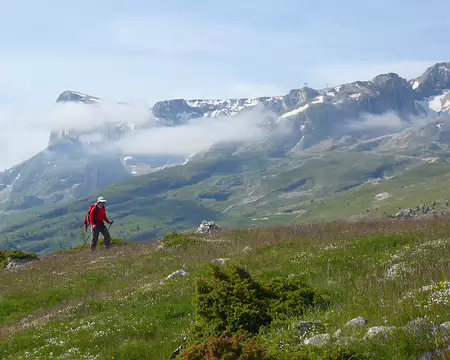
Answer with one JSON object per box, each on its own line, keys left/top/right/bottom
{"left": 0, "top": 217, "right": 449, "bottom": 359}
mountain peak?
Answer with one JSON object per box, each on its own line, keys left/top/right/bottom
{"left": 56, "top": 90, "right": 100, "bottom": 104}
{"left": 411, "top": 62, "right": 450, "bottom": 99}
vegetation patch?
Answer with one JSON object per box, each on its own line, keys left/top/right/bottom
{"left": 162, "top": 232, "right": 201, "bottom": 248}
{"left": 183, "top": 263, "right": 330, "bottom": 355}
{"left": 0, "top": 250, "right": 38, "bottom": 270}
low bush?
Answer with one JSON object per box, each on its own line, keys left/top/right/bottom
{"left": 0, "top": 250, "right": 38, "bottom": 269}
{"left": 179, "top": 333, "right": 271, "bottom": 360}
{"left": 190, "top": 263, "right": 331, "bottom": 342}
{"left": 162, "top": 232, "right": 200, "bottom": 248}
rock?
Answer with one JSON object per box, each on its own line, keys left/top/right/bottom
{"left": 243, "top": 246, "right": 252, "bottom": 253}
{"left": 303, "top": 333, "right": 331, "bottom": 347}
{"left": 365, "top": 326, "right": 396, "bottom": 339}
{"left": 212, "top": 258, "right": 230, "bottom": 265}
{"left": 167, "top": 270, "right": 189, "bottom": 280}
{"left": 4, "top": 257, "right": 35, "bottom": 270}
{"left": 333, "top": 329, "right": 343, "bottom": 338}
{"left": 345, "top": 316, "right": 368, "bottom": 328}
{"left": 298, "top": 320, "right": 325, "bottom": 334}
{"left": 196, "top": 221, "right": 222, "bottom": 234}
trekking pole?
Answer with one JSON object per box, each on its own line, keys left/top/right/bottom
{"left": 83, "top": 231, "right": 93, "bottom": 247}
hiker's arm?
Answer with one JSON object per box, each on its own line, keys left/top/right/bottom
{"left": 90, "top": 208, "right": 96, "bottom": 227}
{"left": 104, "top": 213, "right": 111, "bottom": 224}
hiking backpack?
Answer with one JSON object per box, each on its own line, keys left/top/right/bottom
{"left": 83, "top": 204, "right": 98, "bottom": 231}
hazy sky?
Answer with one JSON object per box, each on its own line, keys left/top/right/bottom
{"left": 0, "top": 0, "right": 449, "bottom": 168}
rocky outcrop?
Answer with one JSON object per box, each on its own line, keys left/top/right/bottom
{"left": 196, "top": 221, "right": 222, "bottom": 234}
{"left": 390, "top": 200, "right": 450, "bottom": 219}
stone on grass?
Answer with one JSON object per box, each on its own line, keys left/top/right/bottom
{"left": 196, "top": 221, "right": 222, "bottom": 234}
{"left": 212, "top": 258, "right": 230, "bottom": 265}
{"left": 298, "top": 320, "right": 325, "bottom": 334}
{"left": 365, "top": 326, "right": 396, "bottom": 340}
{"left": 345, "top": 316, "right": 368, "bottom": 328}
{"left": 303, "top": 333, "right": 331, "bottom": 347}
{"left": 5, "top": 257, "right": 36, "bottom": 270}
{"left": 167, "top": 270, "right": 189, "bottom": 280}
{"left": 333, "top": 329, "right": 343, "bottom": 338}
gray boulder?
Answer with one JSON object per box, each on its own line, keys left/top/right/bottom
{"left": 196, "top": 221, "right": 222, "bottom": 234}
{"left": 345, "top": 316, "right": 368, "bottom": 328}
{"left": 303, "top": 333, "right": 331, "bottom": 347}
{"left": 365, "top": 326, "right": 396, "bottom": 340}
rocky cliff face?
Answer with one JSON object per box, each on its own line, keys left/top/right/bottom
{"left": 49, "top": 63, "right": 450, "bottom": 157}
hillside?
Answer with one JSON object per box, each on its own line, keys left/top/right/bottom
{"left": 1, "top": 218, "right": 449, "bottom": 359}
{"left": 0, "top": 149, "right": 429, "bottom": 254}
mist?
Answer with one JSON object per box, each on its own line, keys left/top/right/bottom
{"left": 114, "top": 106, "right": 276, "bottom": 156}
{"left": 346, "top": 112, "right": 407, "bottom": 131}
{"left": 0, "top": 100, "right": 278, "bottom": 169}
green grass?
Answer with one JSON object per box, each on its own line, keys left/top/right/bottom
{"left": 0, "top": 218, "right": 449, "bottom": 359}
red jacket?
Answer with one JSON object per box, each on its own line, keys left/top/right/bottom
{"left": 90, "top": 205, "right": 111, "bottom": 227}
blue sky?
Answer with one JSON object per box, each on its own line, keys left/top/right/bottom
{"left": 0, "top": 0, "right": 449, "bottom": 168}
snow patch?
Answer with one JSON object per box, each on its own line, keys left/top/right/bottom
{"left": 335, "top": 86, "right": 342, "bottom": 92}
{"left": 123, "top": 156, "right": 133, "bottom": 162}
{"left": 374, "top": 192, "right": 391, "bottom": 201}
{"left": 326, "top": 91, "right": 335, "bottom": 97}
{"left": 279, "top": 104, "right": 309, "bottom": 120}
{"left": 412, "top": 80, "right": 420, "bottom": 90}
{"left": 311, "top": 96, "right": 324, "bottom": 104}
{"left": 349, "top": 93, "right": 362, "bottom": 99}
{"left": 429, "top": 90, "right": 450, "bottom": 112}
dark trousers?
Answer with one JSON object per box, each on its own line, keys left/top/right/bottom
{"left": 91, "top": 224, "right": 111, "bottom": 249}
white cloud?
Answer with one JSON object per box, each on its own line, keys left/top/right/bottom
{"left": 13, "top": 100, "right": 151, "bottom": 132}
{"left": 114, "top": 106, "right": 274, "bottom": 156}
{"left": 345, "top": 112, "right": 430, "bottom": 134}
{"left": 0, "top": 100, "right": 152, "bottom": 169}
{"left": 346, "top": 112, "right": 407, "bottom": 131}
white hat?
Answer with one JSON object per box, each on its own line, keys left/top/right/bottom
{"left": 97, "top": 196, "right": 107, "bottom": 203}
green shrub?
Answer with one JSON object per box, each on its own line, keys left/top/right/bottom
{"left": 98, "top": 237, "right": 127, "bottom": 247}
{"left": 179, "top": 333, "right": 272, "bottom": 360}
{"left": 162, "top": 232, "right": 200, "bottom": 248}
{"left": 190, "top": 263, "right": 330, "bottom": 342}
{"left": 0, "top": 250, "right": 38, "bottom": 269}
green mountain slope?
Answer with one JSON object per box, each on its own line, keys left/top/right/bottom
{"left": 0, "top": 150, "right": 425, "bottom": 254}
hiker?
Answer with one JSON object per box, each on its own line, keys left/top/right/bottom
{"left": 89, "top": 197, "right": 113, "bottom": 250}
